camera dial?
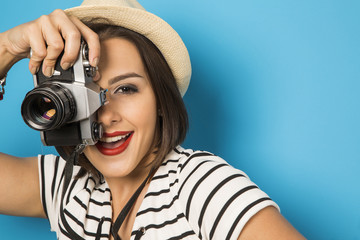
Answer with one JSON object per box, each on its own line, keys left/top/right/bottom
{"left": 82, "top": 43, "right": 97, "bottom": 77}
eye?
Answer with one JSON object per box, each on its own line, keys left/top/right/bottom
{"left": 113, "top": 85, "right": 138, "bottom": 95}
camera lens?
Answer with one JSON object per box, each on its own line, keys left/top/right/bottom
{"left": 36, "top": 97, "right": 57, "bottom": 121}
{"left": 21, "top": 84, "right": 76, "bottom": 131}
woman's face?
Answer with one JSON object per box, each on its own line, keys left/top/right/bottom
{"left": 84, "top": 37, "right": 158, "bottom": 179}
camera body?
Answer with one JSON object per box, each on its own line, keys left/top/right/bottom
{"left": 21, "top": 42, "right": 107, "bottom": 146}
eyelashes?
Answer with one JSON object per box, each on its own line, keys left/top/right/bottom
{"left": 113, "top": 84, "right": 138, "bottom": 95}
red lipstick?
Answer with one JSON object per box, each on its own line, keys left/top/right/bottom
{"left": 96, "top": 131, "right": 133, "bottom": 156}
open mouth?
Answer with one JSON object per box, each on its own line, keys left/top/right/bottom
{"left": 95, "top": 131, "right": 134, "bottom": 156}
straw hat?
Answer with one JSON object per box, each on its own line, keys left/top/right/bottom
{"left": 65, "top": 0, "right": 191, "bottom": 96}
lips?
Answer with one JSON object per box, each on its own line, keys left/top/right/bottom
{"left": 95, "top": 131, "right": 134, "bottom": 156}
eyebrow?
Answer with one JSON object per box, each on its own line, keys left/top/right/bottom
{"left": 108, "top": 72, "right": 144, "bottom": 85}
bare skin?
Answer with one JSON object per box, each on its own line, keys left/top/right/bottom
{"left": 238, "top": 206, "right": 306, "bottom": 240}
{"left": 0, "top": 9, "right": 306, "bottom": 240}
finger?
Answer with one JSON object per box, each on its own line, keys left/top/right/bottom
{"left": 48, "top": 10, "right": 82, "bottom": 70}
{"left": 69, "top": 16, "right": 101, "bottom": 67}
{"left": 28, "top": 41, "right": 47, "bottom": 75}
{"left": 25, "top": 25, "right": 48, "bottom": 75}
{"left": 37, "top": 15, "right": 66, "bottom": 77}
{"left": 92, "top": 69, "right": 101, "bottom": 82}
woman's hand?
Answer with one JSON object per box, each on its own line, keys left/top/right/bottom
{"left": 0, "top": 9, "right": 101, "bottom": 218}
{"left": 0, "top": 9, "right": 100, "bottom": 77}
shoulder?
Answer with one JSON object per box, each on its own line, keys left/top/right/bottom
{"left": 38, "top": 154, "right": 112, "bottom": 237}
{"left": 38, "top": 154, "right": 84, "bottom": 186}
{"left": 157, "top": 146, "right": 242, "bottom": 193}
{"left": 159, "top": 146, "right": 279, "bottom": 240}
{"left": 161, "top": 146, "right": 237, "bottom": 173}
{"left": 170, "top": 146, "right": 255, "bottom": 202}
{"left": 165, "top": 146, "right": 250, "bottom": 187}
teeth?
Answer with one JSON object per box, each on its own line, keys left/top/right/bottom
{"left": 100, "top": 133, "right": 131, "bottom": 143}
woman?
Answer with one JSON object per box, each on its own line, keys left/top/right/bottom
{"left": 0, "top": 0, "right": 305, "bottom": 239}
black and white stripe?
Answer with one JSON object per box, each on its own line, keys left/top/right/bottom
{"left": 39, "top": 146, "right": 278, "bottom": 240}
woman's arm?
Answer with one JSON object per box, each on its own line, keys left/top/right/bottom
{"left": 0, "top": 9, "right": 100, "bottom": 218}
{"left": 238, "top": 206, "right": 306, "bottom": 240}
{"left": 0, "top": 154, "right": 44, "bottom": 217}
{"left": 0, "top": 9, "right": 100, "bottom": 78}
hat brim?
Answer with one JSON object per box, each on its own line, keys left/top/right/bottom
{"left": 65, "top": 6, "right": 191, "bottom": 96}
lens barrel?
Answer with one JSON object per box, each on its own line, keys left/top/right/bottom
{"left": 21, "top": 84, "right": 76, "bottom": 131}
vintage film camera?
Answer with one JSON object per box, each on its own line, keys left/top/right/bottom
{"left": 21, "top": 42, "right": 107, "bottom": 146}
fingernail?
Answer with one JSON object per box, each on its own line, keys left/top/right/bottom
{"left": 61, "top": 62, "right": 71, "bottom": 70}
{"left": 93, "top": 71, "right": 101, "bottom": 81}
{"left": 30, "top": 65, "right": 38, "bottom": 75}
{"left": 44, "top": 66, "right": 54, "bottom": 77}
{"left": 92, "top": 57, "right": 99, "bottom": 67}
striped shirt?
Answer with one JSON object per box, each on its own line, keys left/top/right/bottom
{"left": 38, "top": 146, "right": 279, "bottom": 240}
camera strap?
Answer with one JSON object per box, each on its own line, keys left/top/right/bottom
{"left": 62, "top": 144, "right": 86, "bottom": 199}
{"left": 110, "top": 168, "right": 154, "bottom": 240}
{"left": 59, "top": 143, "right": 154, "bottom": 240}
{"left": 59, "top": 143, "right": 88, "bottom": 240}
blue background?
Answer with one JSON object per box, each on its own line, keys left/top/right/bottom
{"left": 0, "top": 0, "right": 359, "bottom": 239}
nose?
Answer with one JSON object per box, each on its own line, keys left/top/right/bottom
{"left": 97, "top": 99, "right": 121, "bottom": 128}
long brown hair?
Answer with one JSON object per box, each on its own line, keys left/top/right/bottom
{"left": 60, "top": 21, "right": 189, "bottom": 178}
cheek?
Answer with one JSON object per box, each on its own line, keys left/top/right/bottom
{"left": 120, "top": 96, "right": 157, "bottom": 130}
{"left": 132, "top": 101, "right": 157, "bottom": 132}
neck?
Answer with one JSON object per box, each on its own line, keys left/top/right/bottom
{"left": 107, "top": 167, "right": 152, "bottom": 240}
{"left": 105, "top": 164, "right": 152, "bottom": 215}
